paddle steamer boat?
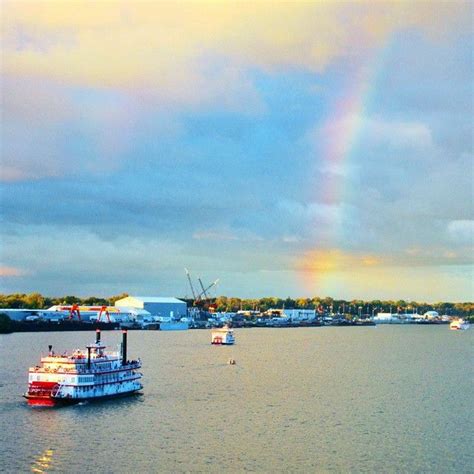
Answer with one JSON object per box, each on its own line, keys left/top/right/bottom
{"left": 24, "top": 329, "right": 142, "bottom": 406}
{"left": 211, "top": 325, "right": 235, "bottom": 345}
{"left": 449, "top": 318, "right": 470, "bottom": 331}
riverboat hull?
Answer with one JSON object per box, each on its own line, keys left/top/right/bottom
{"left": 23, "top": 394, "right": 60, "bottom": 407}
{"left": 450, "top": 323, "right": 470, "bottom": 330}
{"left": 24, "top": 388, "right": 142, "bottom": 407}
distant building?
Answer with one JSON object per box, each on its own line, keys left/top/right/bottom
{"left": 284, "top": 309, "right": 316, "bottom": 321}
{"left": 91, "top": 307, "right": 152, "bottom": 323}
{"left": 373, "top": 312, "right": 417, "bottom": 324}
{"left": 236, "top": 310, "right": 259, "bottom": 318}
{"left": 265, "top": 308, "right": 285, "bottom": 317}
{"left": 114, "top": 296, "right": 187, "bottom": 319}
{"left": 0, "top": 309, "right": 47, "bottom": 321}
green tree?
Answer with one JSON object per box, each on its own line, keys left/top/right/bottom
{"left": 82, "top": 296, "right": 108, "bottom": 306}
{"left": 1, "top": 293, "right": 26, "bottom": 308}
{"left": 108, "top": 293, "right": 129, "bottom": 305}
{"left": 214, "top": 296, "right": 228, "bottom": 312}
{"left": 225, "top": 298, "right": 241, "bottom": 312}
{"left": 24, "top": 292, "right": 46, "bottom": 308}
{"left": 295, "top": 298, "right": 309, "bottom": 309}
{"left": 284, "top": 297, "right": 296, "bottom": 308}
{"left": 62, "top": 295, "right": 80, "bottom": 305}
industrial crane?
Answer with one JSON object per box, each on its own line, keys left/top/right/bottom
{"left": 185, "top": 268, "right": 197, "bottom": 301}
{"left": 198, "top": 277, "right": 219, "bottom": 301}
{"left": 184, "top": 268, "right": 219, "bottom": 312}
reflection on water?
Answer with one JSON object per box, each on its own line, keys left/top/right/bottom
{"left": 31, "top": 449, "right": 53, "bottom": 473}
{"left": 1, "top": 327, "right": 473, "bottom": 472}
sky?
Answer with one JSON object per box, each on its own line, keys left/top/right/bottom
{"left": 1, "top": 1, "right": 473, "bottom": 302}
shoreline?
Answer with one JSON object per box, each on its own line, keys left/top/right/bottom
{"left": 1, "top": 319, "right": 455, "bottom": 334}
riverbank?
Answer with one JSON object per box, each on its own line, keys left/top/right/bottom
{"left": 1, "top": 319, "right": 119, "bottom": 333}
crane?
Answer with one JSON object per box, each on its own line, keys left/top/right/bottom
{"left": 68, "top": 304, "right": 81, "bottom": 321}
{"left": 185, "top": 268, "right": 219, "bottom": 310}
{"left": 185, "top": 268, "right": 198, "bottom": 301}
{"left": 198, "top": 278, "right": 207, "bottom": 300}
{"left": 97, "top": 306, "right": 112, "bottom": 323}
{"left": 197, "top": 278, "right": 219, "bottom": 301}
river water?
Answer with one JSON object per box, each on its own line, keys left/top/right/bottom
{"left": 0, "top": 326, "right": 472, "bottom": 473}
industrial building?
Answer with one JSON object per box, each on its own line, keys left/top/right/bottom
{"left": 0, "top": 309, "right": 46, "bottom": 321}
{"left": 114, "top": 296, "right": 187, "bottom": 319}
{"left": 284, "top": 309, "right": 316, "bottom": 321}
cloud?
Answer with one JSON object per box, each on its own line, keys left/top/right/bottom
{"left": 298, "top": 262, "right": 473, "bottom": 302}
{"left": 193, "top": 230, "right": 238, "bottom": 242}
{"left": 1, "top": 226, "right": 186, "bottom": 293}
{"left": 364, "top": 118, "right": 433, "bottom": 151}
{"left": 297, "top": 248, "right": 387, "bottom": 273}
{"left": 447, "top": 220, "right": 474, "bottom": 245}
{"left": 2, "top": 3, "right": 267, "bottom": 110}
{"left": 2, "top": 2, "right": 470, "bottom": 182}
{"left": 277, "top": 199, "right": 341, "bottom": 223}
{"left": 2, "top": 2, "right": 469, "bottom": 92}
{"left": 312, "top": 114, "right": 434, "bottom": 158}
{"left": 192, "top": 228, "right": 264, "bottom": 242}
{"left": 0, "top": 265, "right": 27, "bottom": 277}
{"left": 1, "top": 2, "right": 472, "bottom": 300}
{"left": 296, "top": 247, "right": 473, "bottom": 301}
{"left": 0, "top": 223, "right": 296, "bottom": 295}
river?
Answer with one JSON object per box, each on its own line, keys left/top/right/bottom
{"left": 0, "top": 325, "right": 472, "bottom": 472}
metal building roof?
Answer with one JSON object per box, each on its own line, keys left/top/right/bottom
{"left": 115, "top": 307, "right": 152, "bottom": 315}
{"left": 129, "top": 296, "right": 186, "bottom": 304}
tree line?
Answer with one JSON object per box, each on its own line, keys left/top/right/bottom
{"left": 1, "top": 292, "right": 473, "bottom": 317}
{"left": 207, "top": 296, "right": 473, "bottom": 316}
{"left": 0, "top": 292, "right": 129, "bottom": 310}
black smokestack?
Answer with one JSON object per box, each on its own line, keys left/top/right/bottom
{"left": 96, "top": 328, "right": 101, "bottom": 344}
{"left": 122, "top": 330, "right": 128, "bottom": 365}
{"left": 87, "top": 346, "right": 91, "bottom": 370}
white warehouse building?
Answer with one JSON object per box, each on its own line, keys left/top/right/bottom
{"left": 283, "top": 309, "right": 316, "bottom": 321}
{"left": 114, "top": 296, "right": 187, "bottom": 319}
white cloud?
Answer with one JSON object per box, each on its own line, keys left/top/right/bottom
{"left": 192, "top": 228, "right": 264, "bottom": 242}
{"left": 312, "top": 114, "right": 434, "bottom": 156}
{"left": 277, "top": 199, "right": 342, "bottom": 223}
{"left": 3, "top": 2, "right": 469, "bottom": 100}
{"left": 447, "top": 220, "right": 474, "bottom": 245}
{"left": 365, "top": 118, "right": 434, "bottom": 150}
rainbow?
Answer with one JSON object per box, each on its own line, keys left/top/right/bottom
{"left": 319, "top": 63, "right": 374, "bottom": 239}
{"left": 299, "top": 46, "right": 389, "bottom": 293}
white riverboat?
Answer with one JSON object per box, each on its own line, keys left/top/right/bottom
{"left": 24, "top": 329, "right": 143, "bottom": 407}
{"left": 211, "top": 325, "right": 235, "bottom": 345}
{"left": 449, "top": 318, "right": 470, "bottom": 331}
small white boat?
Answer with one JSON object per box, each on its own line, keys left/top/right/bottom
{"left": 211, "top": 325, "right": 235, "bottom": 345}
{"left": 449, "top": 318, "right": 470, "bottom": 330}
